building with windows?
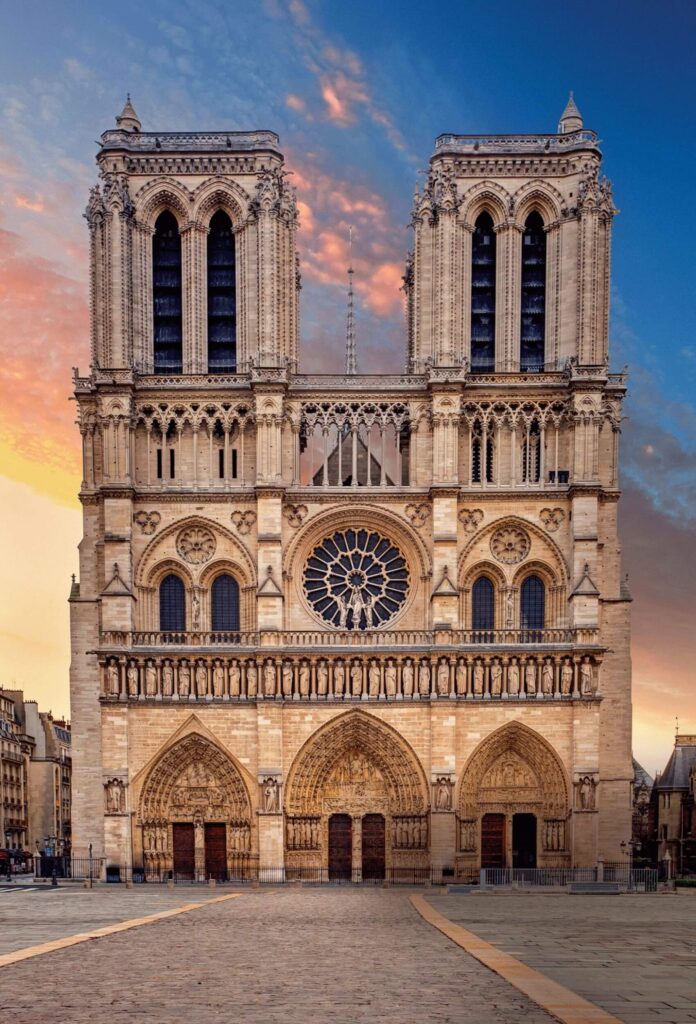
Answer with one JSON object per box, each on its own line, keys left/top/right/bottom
{"left": 69, "top": 95, "right": 632, "bottom": 880}
{"left": 654, "top": 735, "right": 696, "bottom": 876}
{"left": 0, "top": 692, "right": 32, "bottom": 855}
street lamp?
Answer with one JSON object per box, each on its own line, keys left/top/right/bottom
{"left": 620, "top": 839, "right": 639, "bottom": 891}
{"left": 4, "top": 831, "right": 11, "bottom": 882}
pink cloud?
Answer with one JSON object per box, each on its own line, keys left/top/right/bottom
{"left": 285, "top": 93, "right": 307, "bottom": 113}
{"left": 14, "top": 193, "right": 45, "bottom": 212}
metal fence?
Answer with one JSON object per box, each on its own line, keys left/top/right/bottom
{"left": 36, "top": 855, "right": 106, "bottom": 881}
{"left": 480, "top": 866, "right": 659, "bottom": 890}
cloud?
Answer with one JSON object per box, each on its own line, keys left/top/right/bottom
{"left": 14, "top": 193, "right": 45, "bottom": 212}
{"left": 286, "top": 93, "right": 307, "bottom": 113}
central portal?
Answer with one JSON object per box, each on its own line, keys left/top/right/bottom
{"left": 328, "top": 813, "right": 352, "bottom": 880}
{"left": 361, "top": 814, "right": 386, "bottom": 880}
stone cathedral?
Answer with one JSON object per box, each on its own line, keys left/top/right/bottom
{"left": 70, "top": 95, "right": 632, "bottom": 881}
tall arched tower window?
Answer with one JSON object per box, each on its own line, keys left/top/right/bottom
{"left": 520, "top": 211, "right": 546, "bottom": 372}
{"left": 207, "top": 210, "right": 237, "bottom": 371}
{"left": 153, "top": 211, "right": 182, "bottom": 374}
{"left": 520, "top": 575, "right": 545, "bottom": 634}
{"left": 211, "top": 574, "right": 240, "bottom": 632}
{"left": 159, "top": 574, "right": 185, "bottom": 632}
{"left": 471, "top": 212, "right": 496, "bottom": 373}
{"left": 472, "top": 577, "right": 495, "bottom": 632}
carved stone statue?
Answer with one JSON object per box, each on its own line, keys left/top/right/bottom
{"left": 178, "top": 662, "right": 190, "bottom": 697}
{"left": 282, "top": 660, "right": 293, "bottom": 697}
{"left": 350, "top": 661, "right": 363, "bottom": 697}
{"left": 473, "top": 661, "right": 484, "bottom": 696}
{"left": 579, "top": 775, "right": 595, "bottom": 810}
{"left": 191, "top": 591, "right": 201, "bottom": 630}
{"left": 263, "top": 660, "right": 277, "bottom": 698}
{"left": 455, "top": 659, "right": 467, "bottom": 695}
{"left": 505, "top": 588, "right": 514, "bottom": 627}
{"left": 561, "top": 658, "right": 573, "bottom": 695}
{"left": 246, "top": 661, "right": 258, "bottom": 698}
{"left": 508, "top": 660, "right": 520, "bottom": 695}
{"left": 262, "top": 778, "right": 280, "bottom": 813}
{"left": 418, "top": 661, "right": 430, "bottom": 696}
{"left": 385, "top": 660, "right": 397, "bottom": 698}
{"left": 162, "top": 661, "right": 174, "bottom": 697}
{"left": 368, "top": 660, "right": 381, "bottom": 697}
{"left": 542, "top": 659, "right": 554, "bottom": 695}
{"left": 333, "top": 660, "right": 345, "bottom": 697}
{"left": 437, "top": 660, "right": 450, "bottom": 696}
{"left": 229, "top": 660, "right": 240, "bottom": 697}
{"left": 106, "top": 659, "right": 120, "bottom": 696}
{"left": 580, "top": 657, "right": 594, "bottom": 695}
{"left": 195, "top": 661, "right": 208, "bottom": 697}
{"left": 105, "top": 779, "right": 124, "bottom": 814}
{"left": 525, "top": 661, "right": 537, "bottom": 694}
{"left": 490, "top": 660, "right": 502, "bottom": 697}
{"left": 435, "top": 778, "right": 452, "bottom": 811}
{"left": 299, "top": 660, "right": 310, "bottom": 697}
{"left": 402, "top": 659, "right": 414, "bottom": 697}
{"left": 127, "top": 660, "right": 139, "bottom": 697}
{"left": 317, "top": 660, "right": 328, "bottom": 697}
{"left": 213, "top": 660, "right": 224, "bottom": 698}
{"left": 145, "top": 660, "right": 157, "bottom": 697}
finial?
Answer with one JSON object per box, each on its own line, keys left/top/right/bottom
{"left": 345, "top": 225, "right": 357, "bottom": 375}
{"left": 116, "top": 94, "right": 141, "bottom": 133}
{"left": 558, "top": 91, "right": 583, "bottom": 134}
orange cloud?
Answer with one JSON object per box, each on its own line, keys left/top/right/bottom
{"left": 285, "top": 93, "right": 307, "bottom": 113}
{"left": 357, "top": 262, "right": 404, "bottom": 317}
{"left": 14, "top": 193, "right": 45, "bottom": 212}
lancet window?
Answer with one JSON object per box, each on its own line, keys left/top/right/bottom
{"left": 207, "top": 210, "right": 236, "bottom": 372}
{"left": 472, "top": 577, "right": 495, "bottom": 634}
{"left": 470, "top": 212, "right": 496, "bottom": 373}
{"left": 471, "top": 420, "right": 494, "bottom": 485}
{"left": 211, "top": 574, "right": 240, "bottom": 632}
{"left": 160, "top": 574, "right": 186, "bottom": 632}
{"left": 520, "top": 212, "right": 546, "bottom": 372}
{"left": 520, "top": 575, "right": 545, "bottom": 635}
{"left": 299, "top": 403, "right": 410, "bottom": 488}
{"left": 522, "top": 421, "right": 542, "bottom": 484}
{"left": 153, "top": 211, "right": 183, "bottom": 374}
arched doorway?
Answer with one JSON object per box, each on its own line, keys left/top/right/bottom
{"left": 137, "top": 733, "right": 253, "bottom": 880}
{"left": 457, "top": 722, "right": 569, "bottom": 873}
{"left": 284, "top": 710, "right": 429, "bottom": 880}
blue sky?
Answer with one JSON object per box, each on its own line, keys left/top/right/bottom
{"left": 0, "top": 0, "right": 694, "bottom": 771}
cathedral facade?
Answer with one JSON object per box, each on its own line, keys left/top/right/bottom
{"left": 69, "top": 96, "right": 632, "bottom": 880}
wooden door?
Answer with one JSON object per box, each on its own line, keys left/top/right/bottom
{"left": 328, "top": 814, "right": 352, "bottom": 880}
{"left": 205, "top": 823, "right": 227, "bottom": 880}
{"left": 172, "top": 823, "right": 195, "bottom": 879}
{"left": 361, "top": 814, "right": 386, "bottom": 881}
{"left": 481, "top": 813, "right": 506, "bottom": 869}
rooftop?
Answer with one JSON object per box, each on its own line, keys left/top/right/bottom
{"left": 433, "top": 129, "right": 599, "bottom": 158}
{"left": 654, "top": 736, "right": 696, "bottom": 791}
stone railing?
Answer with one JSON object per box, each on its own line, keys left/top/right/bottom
{"left": 434, "top": 130, "right": 599, "bottom": 155}
{"left": 99, "top": 129, "right": 281, "bottom": 152}
{"left": 99, "top": 641, "right": 602, "bottom": 704}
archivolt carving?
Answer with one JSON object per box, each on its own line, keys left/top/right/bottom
{"left": 512, "top": 180, "right": 566, "bottom": 224}
{"left": 135, "top": 177, "right": 192, "bottom": 228}
{"left": 285, "top": 710, "right": 429, "bottom": 817}
{"left": 191, "top": 179, "right": 251, "bottom": 227}
{"left": 458, "top": 180, "right": 510, "bottom": 227}
{"left": 458, "top": 722, "right": 569, "bottom": 820}
{"left": 138, "top": 732, "right": 251, "bottom": 825}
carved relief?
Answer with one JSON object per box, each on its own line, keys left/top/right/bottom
{"left": 405, "top": 503, "right": 431, "bottom": 529}
{"left": 133, "top": 511, "right": 161, "bottom": 535}
{"left": 458, "top": 508, "right": 484, "bottom": 534}
{"left": 539, "top": 507, "right": 565, "bottom": 533}
{"left": 176, "top": 526, "right": 216, "bottom": 564}
{"left": 543, "top": 819, "right": 566, "bottom": 851}
{"left": 284, "top": 503, "right": 308, "bottom": 528}
{"left": 490, "top": 525, "right": 530, "bottom": 565}
{"left": 230, "top": 510, "right": 256, "bottom": 535}
{"left": 105, "top": 778, "right": 126, "bottom": 814}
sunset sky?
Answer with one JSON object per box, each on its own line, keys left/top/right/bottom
{"left": 0, "top": 0, "right": 694, "bottom": 776}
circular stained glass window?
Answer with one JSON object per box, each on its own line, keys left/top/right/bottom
{"left": 303, "top": 528, "right": 410, "bottom": 630}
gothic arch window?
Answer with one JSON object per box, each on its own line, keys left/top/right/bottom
{"left": 520, "top": 575, "right": 545, "bottom": 635}
{"left": 211, "top": 574, "right": 240, "bottom": 632}
{"left": 472, "top": 576, "right": 495, "bottom": 632}
{"left": 520, "top": 211, "right": 546, "bottom": 372}
{"left": 153, "top": 211, "right": 183, "bottom": 374}
{"left": 207, "top": 210, "right": 237, "bottom": 372}
{"left": 471, "top": 422, "right": 494, "bottom": 484}
{"left": 159, "top": 574, "right": 186, "bottom": 632}
{"left": 471, "top": 212, "right": 496, "bottom": 373}
{"left": 522, "top": 421, "right": 542, "bottom": 483}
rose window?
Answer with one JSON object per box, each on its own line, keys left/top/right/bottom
{"left": 303, "top": 529, "right": 409, "bottom": 630}
{"left": 490, "top": 525, "right": 530, "bottom": 565}
{"left": 176, "top": 526, "right": 216, "bottom": 565}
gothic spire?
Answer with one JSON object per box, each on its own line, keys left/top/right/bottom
{"left": 116, "top": 94, "right": 141, "bottom": 133}
{"left": 345, "top": 225, "right": 357, "bottom": 375}
{"left": 558, "top": 91, "right": 583, "bottom": 134}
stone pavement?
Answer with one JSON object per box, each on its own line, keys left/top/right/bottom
{"left": 0, "top": 886, "right": 552, "bottom": 1024}
{"left": 429, "top": 890, "right": 696, "bottom": 1024}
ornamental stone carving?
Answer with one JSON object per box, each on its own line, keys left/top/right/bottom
{"left": 458, "top": 508, "right": 484, "bottom": 534}
{"left": 540, "top": 507, "right": 565, "bottom": 532}
{"left": 283, "top": 503, "right": 308, "bottom": 528}
{"left": 176, "top": 526, "right": 216, "bottom": 564}
{"left": 231, "top": 510, "right": 256, "bottom": 535}
{"left": 105, "top": 778, "right": 126, "bottom": 814}
{"left": 405, "top": 503, "right": 431, "bottom": 529}
{"left": 133, "top": 511, "right": 161, "bottom": 535}
{"left": 433, "top": 776, "right": 453, "bottom": 812}
{"left": 490, "top": 525, "right": 530, "bottom": 564}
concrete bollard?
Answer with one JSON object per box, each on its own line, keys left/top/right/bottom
{"left": 251, "top": 879, "right": 259, "bottom": 890}
{"left": 167, "top": 879, "right": 174, "bottom": 890}
{"left": 83, "top": 879, "right": 92, "bottom": 890}
{"left": 125, "top": 880, "right": 133, "bottom": 889}
{"left": 208, "top": 877, "right": 216, "bottom": 889}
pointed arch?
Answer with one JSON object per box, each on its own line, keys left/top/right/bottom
{"left": 135, "top": 178, "right": 191, "bottom": 228}
{"left": 457, "top": 721, "right": 569, "bottom": 820}
{"left": 459, "top": 180, "right": 510, "bottom": 228}
{"left": 285, "top": 709, "right": 429, "bottom": 816}
{"left": 135, "top": 515, "right": 256, "bottom": 589}
{"left": 457, "top": 515, "right": 568, "bottom": 590}
{"left": 512, "top": 180, "right": 565, "bottom": 226}
{"left": 192, "top": 179, "right": 251, "bottom": 228}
